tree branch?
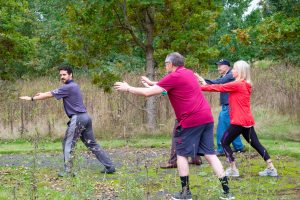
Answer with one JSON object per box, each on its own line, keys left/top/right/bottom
{"left": 114, "top": 0, "right": 146, "bottom": 51}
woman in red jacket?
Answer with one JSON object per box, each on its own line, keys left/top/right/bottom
{"left": 201, "top": 60, "right": 277, "bottom": 177}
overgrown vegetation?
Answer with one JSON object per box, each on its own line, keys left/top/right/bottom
{"left": 0, "top": 64, "right": 299, "bottom": 141}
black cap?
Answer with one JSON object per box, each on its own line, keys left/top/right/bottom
{"left": 215, "top": 59, "right": 230, "bottom": 66}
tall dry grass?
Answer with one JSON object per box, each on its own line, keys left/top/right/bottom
{"left": 0, "top": 65, "right": 299, "bottom": 140}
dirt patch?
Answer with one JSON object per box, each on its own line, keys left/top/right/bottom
{"left": 0, "top": 147, "right": 169, "bottom": 170}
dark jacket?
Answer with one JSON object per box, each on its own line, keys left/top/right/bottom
{"left": 205, "top": 68, "right": 235, "bottom": 105}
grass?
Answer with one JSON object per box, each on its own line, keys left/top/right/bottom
{"left": 0, "top": 136, "right": 299, "bottom": 159}
{"left": 0, "top": 135, "right": 300, "bottom": 199}
{"left": 0, "top": 102, "right": 299, "bottom": 199}
{"left": 254, "top": 107, "right": 300, "bottom": 142}
{"left": 0, "top": 136, "right": 170, "bottom": 154}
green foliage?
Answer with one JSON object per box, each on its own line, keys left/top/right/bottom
{"left": 59, "top": 0, "right": 221, "bottom": 92}
{"left": 261, "top": 0, "right": 300, "bottom": 17}
{"left": 212, "top": 0, "right": 300, "bottom": 66}
{"left": 154, "top": 0, "right": 220, "bottom": 70}
{"left": 255, "top": 12, "right": 300, "bottom": 65}
{"left": 61, "top": 0, "right": 125, "bottom": 68}
{"left": 0, "top": 0, "right": 36, "bottom": 80}
{"left": 92, "top": 70, "right": 120, "bottom": 93}
{"left": 90, "top": 53, "right": 145, "bottom": 92}
{"left": 212, "top": 0, "right": 262, "bottom": 62}
{"left": 28, "top": 0, "right": 67, "bottom": 75}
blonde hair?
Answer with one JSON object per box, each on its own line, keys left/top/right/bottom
{"left": 233, "top": 60, "right": 252, "bottom": 84}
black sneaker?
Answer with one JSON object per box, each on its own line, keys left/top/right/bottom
{"left": 216, "top": 152, "right": 226, "bottom": 156}
{"left": 171, "top": 187, "right": 192, "bottom": 200}
{"left": 101, "top": 166, "right": 116, "bottom": 174}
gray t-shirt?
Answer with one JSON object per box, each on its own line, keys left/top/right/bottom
{"left": 51, "top": 80, "right": 87, "bottom": 118}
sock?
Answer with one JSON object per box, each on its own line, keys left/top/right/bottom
{"left": 180, "top": 176, "right": 189, "bottom": 190}
{"left": 219, "top": 176, "right": 229, "bottom": 194}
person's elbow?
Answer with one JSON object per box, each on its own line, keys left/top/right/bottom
{"left": 144, "top": 86, "right": 162, "bottom": 97}
{"left": 43, "top": 92, "right": 54, "bottom": 99}
{"left": 47, "top": 92, "right": 53, "bottom": 97}
{"left": 144, "top": 91, "right": 156, "bottom": 97}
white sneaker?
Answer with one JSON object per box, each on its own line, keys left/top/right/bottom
{"left": 220, "top": 192, "right": 235, "bottom": 200}
{"left": 225, "top": 168, "right": 240, "bottom": 177}
{"left": 259, "top": 168, "right": 278, "bottom": 177}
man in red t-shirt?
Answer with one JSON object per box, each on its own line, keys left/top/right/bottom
{"left": 114, "top": 52, "right": 234, "bottom": 200}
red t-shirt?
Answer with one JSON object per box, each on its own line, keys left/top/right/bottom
{"left": 201, "top": 80, "right": 255, "bottom": 127}
{"left": 157, "top": 66, "right": 214, "bottom": 128}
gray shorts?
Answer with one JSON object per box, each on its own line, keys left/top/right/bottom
{"left": 174, "top": 122, "right": 215, "bottom": 157}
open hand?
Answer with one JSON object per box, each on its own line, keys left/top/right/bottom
{"left": 141, "top": 80, "right": 151, "bottom": 88}
{"left": 141, "top": 76, "right": 153, "bottom": 86}
{"left": 19, "top": 96, "right": 32, "bottom": 101}
{"left": 114, "top": 81, "right": 130, "bottom": 92}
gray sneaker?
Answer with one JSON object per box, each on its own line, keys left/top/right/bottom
{"left": 225, "top": 168, "right": 240, "bottom": 177}
{"left": 171, "top": 187, "right": 192, "bottom": 200}
{"left": 259, "top": 168, "right": 278, "bottom": 177}
{"left": 58, "top": 171, "right": 76, "bottom": 177}
{"left": 220, "top": 192, "right": 235, "bottom": 200}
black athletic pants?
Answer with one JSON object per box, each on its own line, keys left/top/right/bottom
{"left": 221, "top": 125, "right": 271, "bottom": 163}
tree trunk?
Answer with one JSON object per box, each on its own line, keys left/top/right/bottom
{"left": 117, "top": 2, "right": 157, "bottom": 131}
{"left": 145, "top": 47, "right": 157, "bottom": 131}
{"left": 144, "top": 7, "right": 156, "bottom": 131}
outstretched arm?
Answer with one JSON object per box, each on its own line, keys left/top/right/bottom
{"left": 20, "top": 92, "right": 53, "bottom": 101}
{"left": 114, "top": 81, "right": 163, "bottom": 97}
{"left": 201, "top": 81, "right": 240, "bottom": 92}
{"left": 205, "top": 73, "right": 235, "bottom": 85}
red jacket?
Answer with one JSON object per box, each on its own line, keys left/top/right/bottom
{"left": 201, "top": 80, "right": 255, "bottom": 127}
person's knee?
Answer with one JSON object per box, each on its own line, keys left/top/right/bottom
{"left": 204, "top": 154, "right": 216, "bottom": 164}
{"left": 89, "top": 144, "right": 101, "bottom": 152}
{"left": 249, "top": 141, "right": 260, "bottom": 149}
{"left": 221, "top": 139, "right": 228, "bottom": 147}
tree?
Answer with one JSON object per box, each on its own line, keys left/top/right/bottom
{"left": 212, "top": 0, "right": 264, "bottom": 62}
{"left": 27, "top": 0, "right": 68, "bottom": 75}
{"left": 255, "top": 0, "right": 300, "bottom": 65}
{"left": 0, "top": 0, "right": 36, "bottom": 80}
{"left": 62, "top": 0, "right": 220, "bottom": 130}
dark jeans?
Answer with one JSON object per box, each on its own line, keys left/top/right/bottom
{"left": 63, "top": 113, "right": 114, "bottom": 171}
{"left": 216, "top": 105, "right": 244, "bottom": 153}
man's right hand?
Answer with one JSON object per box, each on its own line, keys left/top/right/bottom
{"left": 19, "top": 96, "right": 32, "bottom": 101}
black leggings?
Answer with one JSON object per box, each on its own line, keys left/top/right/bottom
{"left": 221, "top": 125, "right": 271, "bottom": 163}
